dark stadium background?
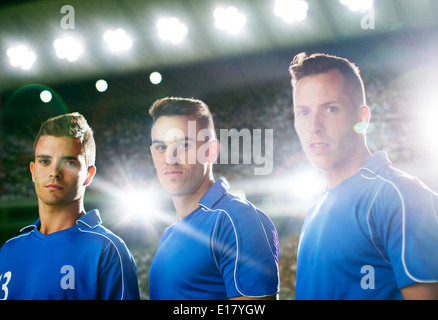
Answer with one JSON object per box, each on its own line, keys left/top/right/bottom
{"left": 1, "top": 0, "right": 437, "bottom": 299}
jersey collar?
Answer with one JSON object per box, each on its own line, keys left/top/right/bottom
{"left": 77, "top": 209, "right": 102, "bottom": 229}
{"left": 360, "top": 151, "right": 392, "bottom": 175}
{"left": 19, "top": 209, "right": 102, "bottom": 233}
{"left": 20, "top": 220, "right": 39, "bottom": 233}
{"left": 198, "top": 176, "right": 230, "bottom": 210}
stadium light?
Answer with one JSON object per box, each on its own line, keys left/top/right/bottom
{"left": 416, "top": 87, "right": 438, "bottom": 159}
{"left": 213, "top": 6, "right": 247, "bottom": 34}
{"left": 114, "top": 184, "right": 173, "bottom": 230}
{"left": 6, "top": 44, "right": 36, "bottom": 70}
{"left": 53, "top": 36, "right": 83, "bottom": 62}
{"left": 149, "top": 71, "right": 162, "bottom": 85}
{"left": 339, "top": 0, "right": 373, "bottom": 13}
{"left": 120, "top": 189, "right": 154, "bottom": 226}
{"left": 103, "top": 28, "right": 132, "bottom": 52}
{"left": 288, "top": 168, "right": 324, "bottom": 201}
{"left": 95, "top": 79, "right": 108, "bottom": 92}
{"left": 422, "top": 109, "right": 438, "bottom": 144}
{"left": 274, "top": 0, "right": 309, "bottom": 23}
{"left": 91, "top": 176, "right": 173, "bottom": 234}
{"left": 157, "top": 17, "right": 188, "bottom": 44}
{"left": 40, "top": 90, "right": 52, "bottom": 103}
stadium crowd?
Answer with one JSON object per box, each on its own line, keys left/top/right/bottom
{"left": 0, "top": 73, "right": 420, "bottom": 201}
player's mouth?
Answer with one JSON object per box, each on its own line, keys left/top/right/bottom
{"left": 46, "top": 183, "right": 64, "bottom": 191}
{"left": 309, "top": 142, "right": 329, "bottom": 152}
{"left": 164, "top": 170, "right": 183, "bottom": 178}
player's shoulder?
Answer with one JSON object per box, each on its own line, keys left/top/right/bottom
{"left": 0, "top": 230, "right": 34, "bottom": 252}
{"left": 201, "top": 177, "right": 258, "bottom": 216}
{"left": 76, "top": 210, "right": 130, "bottom": 251}
{"left": 79, "top": 222, "right": 128, "bottom": 249}
{"left": 361, "top": 152, "right": 434, "bottom": 198}
{"left": 376, "top": 165, "right": 434, "bottom": 198}
{"left": 199, "top": 177, "right": 275, "bottom": 230}
{"left": 363, "top": 164, "right": 438, "bottom": 218}
{"left": 214, "top": 191, "right": 275, "bottom": 230}
{"left": 216, "top": 190, "right": 256, "bottom": 216}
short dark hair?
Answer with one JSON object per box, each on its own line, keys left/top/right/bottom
{"left": 33, "top": 112, "right": 96, "bottom": 167}
{"left": 289, "top": 52, "right": 366, "bottom": 107}
{"left": 149, "top": 97, "right": 215, "bottom": 134}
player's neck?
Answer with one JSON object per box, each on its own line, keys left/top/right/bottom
{"left": 173, "top": 175, "right": 215, "bottom": 221}
{"left": 324, "top": 146, "right": 372, "bottom": 190}
{"left": 38, "top": 201, "right": 86, "bottom": 235}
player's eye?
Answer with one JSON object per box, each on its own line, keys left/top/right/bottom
{"left": 176, "top": 142, "right": 190, "bottom": 150}
{"left": 295, "top": 108, "right": 309, "bottom": 117}
{"left": 151, "top": 144, "right": 167, "bottom": 153}
{"left": 325, "top": 106, "right": 339, "bottom": 114}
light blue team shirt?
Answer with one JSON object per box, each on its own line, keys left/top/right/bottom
{"left": 295, "top": 152, "right": 438, "bottom": 299}
{"left": 149, "top": 177, "right": 279, "bottom": 300}
{"left": 0, "top": 209, "right": 140, "bottom": 300}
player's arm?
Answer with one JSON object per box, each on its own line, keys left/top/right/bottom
{"left": 215, "top": 207, "right": 279, "bottom": 300}
{"left": 99, "top": 239, "right": 140, "bottom": 300}
{"left": 401, "top": 283, "right": 438, "bottom": 300}
{"left": 375, "top": 179, "right": 438, "bottom": 299}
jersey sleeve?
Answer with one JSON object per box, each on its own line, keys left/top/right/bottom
{"left": 98, "top": 237, "right": 140, "bottom": 300}
{"left": 372, "top": 177, "right": 438, "bottom": 289}
{"left": 212, "top": 201, "right": 279, "bottom": 299}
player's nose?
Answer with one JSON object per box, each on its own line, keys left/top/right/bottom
{"left": 309, "top": 113, "right": 325, "bottom": 135}
{"left": 164, "top": 145, "right": 184, "bottom": 165}
{"left": 49, "top": 162, "right": 63, "bottom": 178}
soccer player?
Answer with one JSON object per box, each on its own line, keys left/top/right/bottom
{"left": 147, "top": 97, "right": 279, "bottom": 300}
{"left": 289, "top": 52, "right": 438, "bottom": 299}
{"left": 0, "top": 113, "right": 140, "bottom": 300}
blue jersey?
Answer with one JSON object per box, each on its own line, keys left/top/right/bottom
{"left": 0, "top": 209, "right": 140, "bottom": 300}
{"left": 149, "top": 177, "right": 279, "bottom": 300}
{"left": 295, "top": 152, "right": 438, "bottom": 300}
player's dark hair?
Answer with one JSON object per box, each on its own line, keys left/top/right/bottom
{"left": 33, "top": 112, "right": 96, "bottom": 167}
{"left": 149, "top": 97, "right": 215, "bottom": 134}
{"left": 289, "top": 52, "right": 366, "bottom": 107}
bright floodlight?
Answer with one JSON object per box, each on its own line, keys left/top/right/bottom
{"left": 157, "top": 17, "right": 188, "bottom": 44}
{"left": 149, "top": 71, "right": 162, "bottom": 85}
{"left": 422, "top": 109, "right": 438, "bottom": 143}
{"left": 53, "top": 36, "right": 83, "bottom": 61}
{"left": 288, "top": 168, "right": 324, "bottom": 201}
{"left": 103, "top": 28, "right": 132, "bottom": 52}
{"left": 274, "top": 0, "right": 309, "bottom": 23}
{"left": 214, "top": 6, "right": 247, "bottom": 34}
{"left": 40, "top": 90, "right": 52, "bottom": 103}
{"left": 339, "top": 0, "right": 373, "bottom": 12}
{"left": 122, "top": 190, "right": 152, "bottom": 225}
{"left": 114, "top": 185, "right": 171, "bottom": 229}
{"left": 95, "top": 79, "right": 108, "bottom": 92}
{"left": 416, "top": 88, "right": 438, "bottom": 158}
{"left": 7, "top": 44, "right": 36, "bottom": 70}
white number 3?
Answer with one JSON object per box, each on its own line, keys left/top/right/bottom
{"left": 0, "top": 271, "right": 12, "bottom": 300}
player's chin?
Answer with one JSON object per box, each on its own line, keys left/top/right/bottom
{"left": 306, "top": 156, "right": 333, "bottom": 171}
{"left": 41, "top": 196, "right": 70, "bottom": 206}
{"left": 166, "top": 188, "right": 189, "bottom": 197}
{"left": 159, "top": 179, "right": 185, "bottom": 195}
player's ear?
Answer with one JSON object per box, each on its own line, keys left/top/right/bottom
{"left": 83, "top": 165, "right": 96, "bottom": 187}
{"left": 206, "top": 139, "right": 219, "bottom": 164}
{"left": 360, "top": 105, "right": 371, "bottom": 123}
{"left": 30, "top": 161, "right": 35, "bottom": 183}
{"left": 354, "top": 105, "right": 371, "bottom": 134}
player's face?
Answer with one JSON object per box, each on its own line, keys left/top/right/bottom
{"left": 150, "top": 115, "right": 215, "bottom": 197}
{"left": 30, "top": 135, "right": 95, "bottom": 207}
{"left": 293, "top": 69, "right": 364, "bottom": 173}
